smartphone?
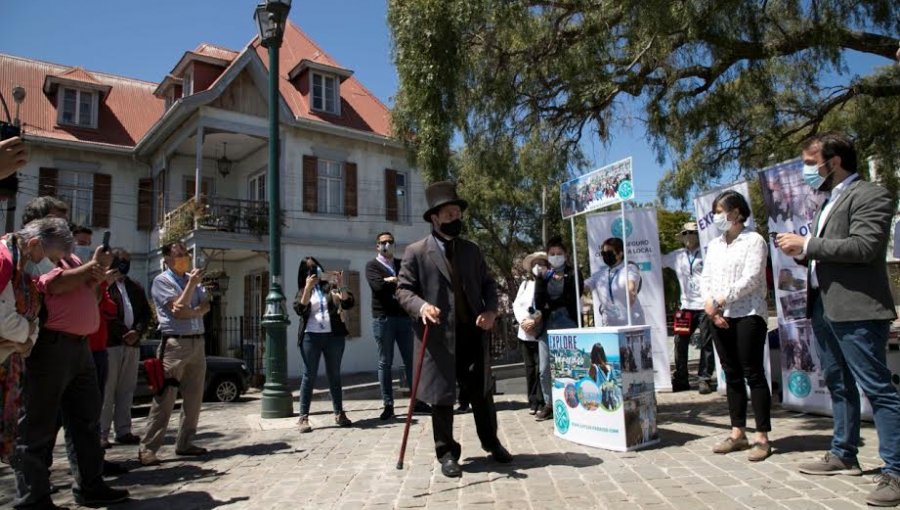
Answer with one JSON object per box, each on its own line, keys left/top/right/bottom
{"left": 101, "top": 231, "right": 111, "bottom": 252}
{"left": 196, "top": 254, "right": 208, "bottom": 270}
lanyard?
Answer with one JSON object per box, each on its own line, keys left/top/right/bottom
{"left": 377, "top": 257, "right": 395, "bottom": 276}
{"left": 315, "top": 285, "right": 327, "bottom": 316}
{"left": 607, "top": 267, "right": 621, "bottom": 303}
{"left": 687, "top": 251, "right": 699, "bottom": 276}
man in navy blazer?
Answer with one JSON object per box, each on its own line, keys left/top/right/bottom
{"left": 777, "top": 132, "right": 900, "bottom": 506}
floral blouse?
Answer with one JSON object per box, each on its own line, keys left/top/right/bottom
{"left": 700, "top": 229, "right": 768, "bottom": 320}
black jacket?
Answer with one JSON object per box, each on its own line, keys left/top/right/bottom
{"left": 534, "top": 264, "right": 581, "bottom": 324}
{"left": 106, "top": 277, "right": 152, "bottom": 347}
{"left": 293, "top": 282, "right": 355, "bottom": 337}
{"left": 364, "top": 257, "right": 407, "bottom": 317}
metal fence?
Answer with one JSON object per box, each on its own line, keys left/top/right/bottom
{"left": 214, "top": 315, "right": 265, "bottom": 386}
{"left": 490, "top": 313, "right": 522, "bottom": 364}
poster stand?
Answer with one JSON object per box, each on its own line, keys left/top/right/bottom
{"left": 551, "top": 158, "right": 658, "bottom": 451}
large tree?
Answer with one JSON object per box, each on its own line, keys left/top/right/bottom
{"left": 389, "top": 0, "right": 900, "bottom": 203}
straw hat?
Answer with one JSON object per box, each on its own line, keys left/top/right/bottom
{"left": 522, "top": 251, "right": 549, "bottom": 272}
{"left": 679, "top": 221, "right": 698, "bottom": 237}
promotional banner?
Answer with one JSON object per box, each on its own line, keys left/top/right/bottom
{"left": 692, "top": 182, "right": 771, "bottom": 396}
{"left": 586, "top": 208, "right": 672, "bottom": 391}
{"left": 549, "top": 326, "right": 659, "bottom": 451}
{"left": 758, "top": 158, "right": 883, "bottom": 418}
{"left": 561, "top": 157, "right": 634, "bottom": 219}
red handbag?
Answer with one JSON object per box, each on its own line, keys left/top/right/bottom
{"left": 673, "top": 310, "right": 693, "bottom": 335}
{"left": 143, "top": 357, "right": 165, "bottom": 394}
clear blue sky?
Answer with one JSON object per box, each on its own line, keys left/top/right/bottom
{"left": 1, "top": 1, "right": 889, "bottom": 206}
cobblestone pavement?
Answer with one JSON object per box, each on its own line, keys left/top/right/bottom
{"left": 0, "top": 377, "right": 891, "bottom": 509}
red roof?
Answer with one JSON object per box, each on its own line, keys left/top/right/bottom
{"left": 0, "top": 53, "right": 164, "bottom": 148}
{"left": 193, "top": 43, "right": 239, "bottom": 62}
{"left": 251, "top": 21, "right": 392, "bottom": 137}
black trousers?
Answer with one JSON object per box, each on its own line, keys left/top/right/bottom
{"left": 519, "top": 339, "right": 543, "bottom": 410}
{"left": 672, "top": 310, "right": 715, "bottom": 386}
{"left": 710, "top": 315, "right": 772, "bottom": 432}
{"left": 432, "top": 322, "right": 500, "bottom": 461}
{"left": 12, "top": 331, "right": 104, "bottom": 507}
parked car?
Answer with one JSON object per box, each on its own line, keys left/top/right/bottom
{"left": 134, "top": 340, "right": 251, "bottom": 404}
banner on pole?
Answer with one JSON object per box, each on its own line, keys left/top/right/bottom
{"left": 692, "top": 182, "right": 771, "bottom": 396}
{"left": 561, "top": 158, "right": 634, "bottom": 219}
{"left": 585, "top": 208, "right": 672, "bottom": 391}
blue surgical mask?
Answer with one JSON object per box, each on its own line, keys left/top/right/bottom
{"left": 26, "top": 257, "right": 56, "bottom": 277}
{"left": 74, "top": 245, "right": 93, "bottom": 262}
{"left": 802, "top": 160, "right": 833, "bottom": 191}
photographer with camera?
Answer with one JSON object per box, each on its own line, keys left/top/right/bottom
{"left": 294, "top": 256, "right": 355, "bottom": 433}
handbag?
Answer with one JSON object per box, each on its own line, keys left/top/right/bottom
{"left": 143, "top": 338, "right": 180, "bottom": 396}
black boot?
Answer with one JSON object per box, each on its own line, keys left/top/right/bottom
{"left": 379, "top": 405, "right": 394, "bottom": 420}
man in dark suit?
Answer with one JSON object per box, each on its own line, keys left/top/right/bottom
{"left": 776, "top": 132, "right": 900, "bottom": 507}
{"left": 397, "top": 181, "right": 512, "bottom": 478}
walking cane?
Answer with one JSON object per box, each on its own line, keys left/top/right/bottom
{"left": 396, "top": 323, "right": 430, "bottom": 470}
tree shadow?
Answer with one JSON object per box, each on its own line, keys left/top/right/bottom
{"left": 770, "top": 434, "right": 835, "bottom": 454}
{"left": 494, "top": 400, "right": 530, "bottom": 412}
{"left": 637, "top": 427, "right": 704, "bottom": 449}
{"left": 113, "top": 491, "right": 249, "bottom": 510}
{"left": 110, "top": 464, "right": 225, "bottom": 486}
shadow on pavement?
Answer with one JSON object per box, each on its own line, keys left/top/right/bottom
{"left": 115, "top": 491, "right": 249, "bottom": 509}
{"left": 199, "top": 441, "right": 294, "bottom": 461}
{"left": 112, "top": 464, "right": 225, "bottom": 486}
{"left": 770, "top": 433, "right": 834, "bottom": 454}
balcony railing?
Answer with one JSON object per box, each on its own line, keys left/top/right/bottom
{"left": 161, "top": 196, "right": 270, "bottom": 243}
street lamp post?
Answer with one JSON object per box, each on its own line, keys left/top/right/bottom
{"left": 255, "top": 0, "right": 293, "bottom": 418}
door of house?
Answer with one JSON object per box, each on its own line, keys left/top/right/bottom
{"left": 244, "top": 272, "right": 269, "bottom": 374}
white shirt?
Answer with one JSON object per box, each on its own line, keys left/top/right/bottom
{"left": 700, "top": 229, "right": 768, "bottom": 320}
{"left": 661, "top": 247, "right": 705, "bottom": 310}
{"left": 804, "top": 173, "right": 859, "bottom": 289}
{"left": 115, "top": 280, "right": 134, "bottom": 330}
{"left": 307, "top": 285, "right": 332, "bottom": 333}
{"left": 512, "top": 280, "right": 540, "bottom": 341}
{"left": 585, "top": 262, "right": 645, "bottom": 326}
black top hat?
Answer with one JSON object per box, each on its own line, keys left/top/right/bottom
{"left": 422, "top": 181, "right": 468, "bottom": 222}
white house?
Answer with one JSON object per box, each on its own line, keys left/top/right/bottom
{"left": 0, "top": 21, "right": 429, "bottom": 379}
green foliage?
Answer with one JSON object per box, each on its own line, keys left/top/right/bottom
{"left": 389, "top": 0, "right": 900, "bottom": 204}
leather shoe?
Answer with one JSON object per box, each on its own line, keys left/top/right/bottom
{"left": 413, "top": 401, "right": 432, "bottom": 414}
{"left": 73, "top": 483, "right": 129, "bottom": 506}
{"left": 102, "top": 460, "right": 129, "bottom": 475}
{"left": 440, "top": 457, "right": 462, "bottom": 478}
{"left": 489, "top": 445, "right": 513, "bottom": 463}
{"left": 115, "top": 433, "right": 141, "bottom": 445}
{"left": 379, "top": 405, "right": 394, "bottom": 420}
{"left": 175, "top": 445, "right": 208, "bottom": 456}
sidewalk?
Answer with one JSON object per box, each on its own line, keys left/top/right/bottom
{"left": 0, "top": 377, "right": 887, "bottom": 509}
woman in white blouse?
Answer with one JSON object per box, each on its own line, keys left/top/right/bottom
{"left": 512, "top": 251, "right": 552, "bottom": 420}
{"left": 584, "top": 237, "right": 645, "bottom": 326}
{"left": 701, "top": 190, "right": 772, "bottom": 462}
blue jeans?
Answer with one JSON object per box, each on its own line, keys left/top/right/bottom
{"left": 373, "top": 315, "right": 414, "bottom": 406}
{"left": 298, "top": 332, "right": 346, "bottom": 416}
{"left": 811, "top": 296, "right": 900, "bottom": 475}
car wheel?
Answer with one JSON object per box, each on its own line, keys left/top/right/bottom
{"left": 213, "top": 377, "right": 240, "bottom": 403}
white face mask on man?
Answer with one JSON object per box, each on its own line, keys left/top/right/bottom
{"left": 547, "top": 255, "right": 566, "bottom": 268}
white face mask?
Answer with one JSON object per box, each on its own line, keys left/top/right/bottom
{"left": 712, "top": 213, "right": 732, "bottom": 232}
{"left": 74, "top": 245, "right": 93, "bottom": 262}
{"left": 548, "top": 255, "right": 566, "bottom": 268}
{"left": 531, "top": 265, "right": 542, "bottom": 277}
{"left": 26, "top": 257, "right": 56, "bottom": 277}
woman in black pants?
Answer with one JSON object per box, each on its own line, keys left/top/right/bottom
{"left": 700, "top": 190, "right": 772, "bottom": 462}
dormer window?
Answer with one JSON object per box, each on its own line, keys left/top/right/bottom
{"left": 59, "top": 87, "right": 97, "bottom": 128}
{"left": 311, "top": 72, "right": 339, "bottom": 114}
{"left": 182, "top": 70, "right": 193, "bottom": 98}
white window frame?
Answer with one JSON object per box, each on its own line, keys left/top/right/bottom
{"left": 164, "top": 90, "right": 174, "bottom": 110}
{"left": 57, "top": 87, "right": 98, "bottom": 128}
{"left": 248, "top": 171, "right": 266, "bottom": 202}
{"left": 182, "top": 70, "right": 193, "bottom": 98}
{"left": 57, "top": 169, "right": 94, "bottom": 226}
{"left": 310, "top": 72, "right": 340, "bottom": 115}
{"left": 317, "top": 159, "right": 344, "bottom": 215}
{"left": 395, "top": 171, "right": 409, "bottom": 223}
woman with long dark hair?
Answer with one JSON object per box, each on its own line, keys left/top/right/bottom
{"left": 293, "top": 256, "right": 355, "bottom": 433}
{"left": 701, "top": 190, "right": 772, "bottom": 461}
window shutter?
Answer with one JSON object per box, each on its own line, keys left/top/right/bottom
{"left": 38, "top": 167, "right": 58, "bottom": 197}
{"left": 92, "top": 173, "right": 112, "bottom": 228}
{"left": 156, "top": 170, "right": 167, "bottom": 226}
{"left": 344, "top": 162, "right": 357, "bottom": 217}
{"left": 243, "top": 274, "right": 252, "bottom": 340}
{"left": 385, "top": 168, "right": 398, "bottom": 222}
{"left": 345, "top": 270, "right": 361, "bottom": 338}
{"left": 137, "top": 178, "right": 153, "bottom": 231}
{"left": 302, "top": 155, "right": 318, "bottom": 213}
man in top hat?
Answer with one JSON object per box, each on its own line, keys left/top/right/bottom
{"left": 662, "top": 221, "right": 715, "bottom": 394}
{"left": 397, "top": 180, "right": 512, "bottom": 478}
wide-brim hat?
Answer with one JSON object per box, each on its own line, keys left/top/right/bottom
{"left": 522, "top": 251, "right": 549, "bottom": 272}
{"left": 679, "top": 221, "right": 699, "bottom": 236}
{"left": 423, "top": 180, "right": 468, "bottom": 222}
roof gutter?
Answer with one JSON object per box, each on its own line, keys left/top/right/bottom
{"left": 286, "top": 116, "right": 403, "bottom": 150}
{"left": 25, "top": 134, "right": 133, "bottom": 155}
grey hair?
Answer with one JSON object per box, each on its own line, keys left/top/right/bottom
{"left": 21, "top": 196, "right": 69, "bottom": 226}
{"left": 16, "top": 217, "right": 74, "bottom": 254}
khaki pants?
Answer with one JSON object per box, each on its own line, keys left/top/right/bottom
{"left": 140, "top": 336, "right": 207, "bottom": 453}
{"left": 100, "top": 345, "right": 140, "bottom": 440}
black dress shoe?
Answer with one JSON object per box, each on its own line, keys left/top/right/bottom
{"left": 413, "top": 401, "right": 432, "bottom": 414}
{"left": 456, "top": 402, "right": 470, "bottom": 413}
{"left": 440, "top": 457, "right": 462, "bottom": 478}
{"left": 489, "top": 445, "right": 513, "bottom": 463}
{"left": 671, "top": 382, "right": 691, "bottom": 393}
{"left": 73, "top": 483, "right": 130, "bottom": 506}
{"left": 379, "top": 405, "right": 394, "bottom": 420}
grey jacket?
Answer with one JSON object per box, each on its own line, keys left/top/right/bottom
{"left": 396, "top": 234, "right": 499, "bottom": 406}
{"left": 803, "top": 178, "right": 896, "bottom": 322}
